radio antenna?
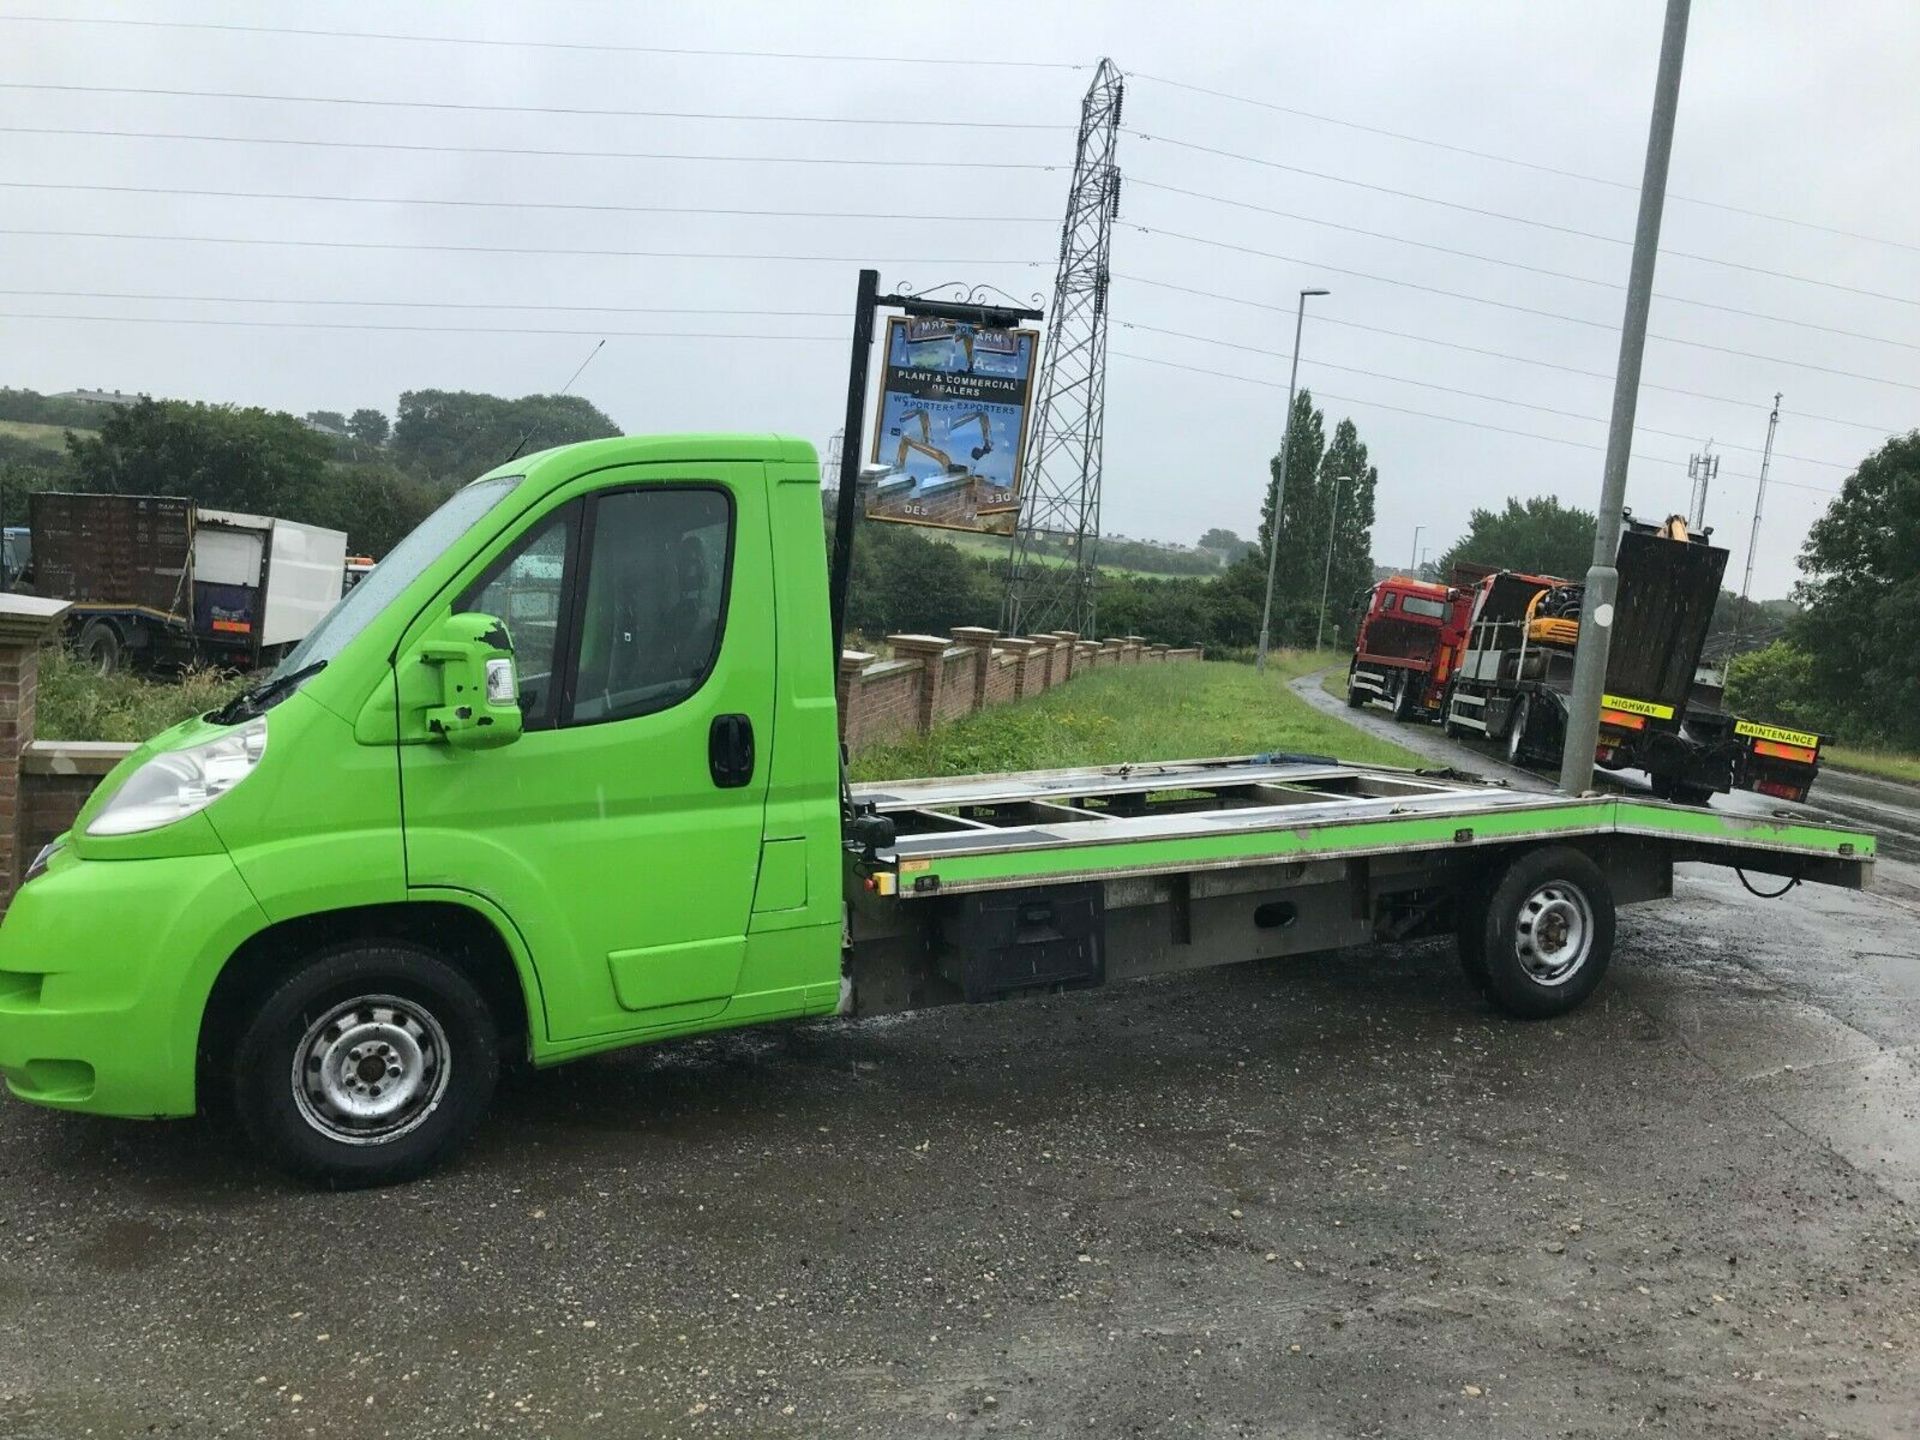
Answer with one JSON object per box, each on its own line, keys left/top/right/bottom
{"left": 505, "top": 338, "right": 607, "bottom": 463}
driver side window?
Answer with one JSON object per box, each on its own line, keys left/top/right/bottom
{"left": 570, "top": 487, "right": 732, "bottom": 725}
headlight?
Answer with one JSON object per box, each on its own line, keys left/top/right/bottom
{"left": 86, "top": 718, "right": 268, "bottom": 837}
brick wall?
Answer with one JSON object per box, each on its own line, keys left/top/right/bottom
{"left": 837, "top": 628, "right": 1203, "bottom": 752}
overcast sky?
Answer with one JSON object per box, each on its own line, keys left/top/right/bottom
{"left": 6, "top": 1, "right": 1917, "bottom": 597}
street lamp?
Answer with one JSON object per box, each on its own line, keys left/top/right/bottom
{"left": 1314, "top": 473, "right": 1353, "bottom": 653}
{"left": 1256, "top": 287, "right": 1331, "bottom": 673}
{"left": 1409, "top": 525, "right": 1425, "bottom": 572}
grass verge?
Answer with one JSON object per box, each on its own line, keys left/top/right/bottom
{"left": 35, "top": 645, "right": 245, "bottom": 744}
{"left": 851, "top": 654, "right": 1420, "bottom": 782}
{"left": 1822, "top": 745, "right": 1920, "bottom": 788}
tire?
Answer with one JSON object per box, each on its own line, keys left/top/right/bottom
{"left": 230, "top": 943, "right": 501, "bottom": 1187}
{"left": 1391, "top": 676, "right": 1416, "bottom": 721}
{"left": 1458, "top": 846, "right": 1615, "bottom": 1019}
{"left": 1344, "top": 666, "right": 1364, "bottom": 708}
{"left": 1664, "top": 781, "right": 1715, "bottom": 807}
{"left": 77, "top": 618, "right": 123, "bottom": 677}
{"left": 1505, "top": 694, "right": 1532, "bottom": 765}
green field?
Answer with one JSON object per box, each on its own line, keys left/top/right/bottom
{"left": 937, "top": 528, "right": 1212, "bottom": 581}
{"left": 1823, "top": 745, "right": 1920, "bottom": 787}
{"left": 0, "top": 419, "right": 90, "bottom": 451}
{"left": 852, "top": 654, "right": 1421, "bottom": 781}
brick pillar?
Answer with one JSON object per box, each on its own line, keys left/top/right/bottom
{"left": 835, "top": 650, "right": 875, "bottom": 740}
{"left": 951, "top": 626, "right": 999, "bottom": 712}
{"left": 886, "top": 634, "right": 951, "bottom": 733}
{"left": 1051, "top": 632, "right": 1079, "bottom": 681}
{"left": 998, "top": 637, "right": 1038, "bottom": 698}
{"left": 0, "top": 596, "right": 73, "bottom": 913}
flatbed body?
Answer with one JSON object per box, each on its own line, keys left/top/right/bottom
{"left": 843, "top": 755, "right": 1871, "bottom": 1016}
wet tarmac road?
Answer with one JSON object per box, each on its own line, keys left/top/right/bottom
{"left": 1, "top": 691, "right": 1917, "bottom": 1438}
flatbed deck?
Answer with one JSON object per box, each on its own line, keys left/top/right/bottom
{"left": 853, "top": 755, "right": 1874, "bottom": 896}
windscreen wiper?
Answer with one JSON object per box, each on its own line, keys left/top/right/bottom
{"left": 209, "top": 660, "right": 328, "bottom": 725}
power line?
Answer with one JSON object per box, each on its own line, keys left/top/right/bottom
{"left": 0, "top": 180, "right": 1058, "bottom": 226}
{"left": 1129, "top": 176, "right": 1920, "bottom": 311}
{"left": 1108, "top": 348, "right": 1843, "bottom": 495}
{"left": 0, "top": 82, "right": 1070, "bottom": 131}
{"left": 1116, "top": 231, "right": 1920, "bottom": 391}
{"left": 1121, "top": 320, "right": 1854, "bottom": 470}
{"left": 1128, "top": 71, "right": 1920, "bottom": 258}
{"left": 0, "top": 227, "right": 1045, "bottom": 269}
{"left": 0, "top": 124, "right": 1063, "bottom": 173}
{"left": 0, "top": 13, "right": 1085, "bottom": 68}
{"left": 0, "top": 288, "right": 848, "bottom": 319}
{"left": 0, "top": 311, "right": 847, "bottom": 342}
{"left": 1127, "top": 222, "right": 1920, "bottom": 355}
{"left": 1112, "top": 273, "right": 1906, "bottom": 435}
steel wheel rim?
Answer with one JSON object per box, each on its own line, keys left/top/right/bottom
{"left": 1512, "top": 882, "right": 1593, "bottom": 987}
{"left": 291, "top": 993, "right": 451, "bottom": 1145}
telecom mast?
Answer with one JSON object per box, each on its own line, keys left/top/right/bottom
{"left": 1003, "top": 58, "right": 1123, "bottom": 637}
{"left": 1686, "top": 443, "right": 1718, "bottom": 531}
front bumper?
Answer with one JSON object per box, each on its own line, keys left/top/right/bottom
{"left": 0, "top": 846, "right": 269, "bottom": 1117}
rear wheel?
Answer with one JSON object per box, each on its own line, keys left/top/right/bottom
{"left": 230, "top": 943, "right": 500, "bottom": 1187}
{"left": 1458, "top": 846, "right": 1614, "bottom": 1018}
{"left": 1505, "top": 694, "right": 1532, "bottom": 765}
{"left": 1659, "top": 780, "right": 1715, "bottom": 807}
{"left": 76, "top": 618, "right": 123, "bottom": 676}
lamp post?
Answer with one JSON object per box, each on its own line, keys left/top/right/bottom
{"left": 1256, "top": 287, "right": 1330, "bottom": 673}
{"left": 1314, "top": 473, "right": 1352, "bottom": 653}
{"left": 1409, "top": 525, "right": 1425, "bottom": 572}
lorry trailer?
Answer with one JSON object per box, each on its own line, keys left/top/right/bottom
{"left": 1440, "top": 516, "right": 1824, "bottom": 804}
{"left": 0, "top": 436, "right": 1874, "bottom": 1187}
{"left": 28, "top": 491, "right": 348, "bottom": 675}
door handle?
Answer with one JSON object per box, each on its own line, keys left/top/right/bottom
{"left": 708, "top": 713, "right": 755, "bottom": 788}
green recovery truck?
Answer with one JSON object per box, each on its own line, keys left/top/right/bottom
{"left": 0, "top": 436, "right": 1876, "bottom": 1186}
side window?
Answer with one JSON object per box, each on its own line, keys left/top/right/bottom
{"left": 458, "top": 503, "right": 577, "bottom": 727}
{"left": 569, "top": 487, "right": 732, "bottom": 725}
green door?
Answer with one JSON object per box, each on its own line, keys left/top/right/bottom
{"left": 399, "top": 464, "right": 775, "bottom": 1041}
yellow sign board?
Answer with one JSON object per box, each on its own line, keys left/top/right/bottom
{"left": 1600, "top": 693, "right": 1675, "bottom": 721}
{"left": 1734, "top": 719, "right": 1821, "bottom": 750}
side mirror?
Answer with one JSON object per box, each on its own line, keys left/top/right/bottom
{"left": 420, "top": 612, "right": 523, "bottom": 749}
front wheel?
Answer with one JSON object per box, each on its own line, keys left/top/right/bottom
{"left": 76, "top": 618, "right": 123, "bottom": 676}
{"left": 1458, "top": 846, "right": 1615, "bottom": 1018}
{"left": 1344, "top": 665, "right": 1364, "bottom": 708}
{"left": 231, "top": 943, "right": 500, "bottom": 1187}
{"left": 1391, "top": 675, "right": 1416, "bottom": 721}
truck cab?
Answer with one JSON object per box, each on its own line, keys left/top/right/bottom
{"left": 1345, "top": 576, "right": 1469, "bottom": 720}
{"left": 0, "top": 435, "right": 846, "bottom": 1183}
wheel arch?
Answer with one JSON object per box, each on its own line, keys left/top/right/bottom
{"left": 197, "top": 895, "right": 543, "bottom": 1100}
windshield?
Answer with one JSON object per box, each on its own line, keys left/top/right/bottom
{"left": 272, "top": 476, "right": 520, "bottom": 678}
{"left": 1401, "top": 595, "right": 1449, "bottom": 620}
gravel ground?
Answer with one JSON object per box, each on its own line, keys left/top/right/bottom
{"left": 5, "top": 694, "right": 1919, "bottom": 1437}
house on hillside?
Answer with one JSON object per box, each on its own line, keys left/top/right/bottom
{"left": 50, "top": 388, "right": 142, "bottom": 408}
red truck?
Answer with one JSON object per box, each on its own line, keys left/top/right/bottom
{"left": 1344, "top": 575, "right": 1472, "bottom": 721}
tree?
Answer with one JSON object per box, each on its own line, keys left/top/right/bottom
{"left": 1724, "top": 641, "right": 1829, "bottom": 735}
{"left": 1197, "top": 527, "right": 1257, "bottom": 562}
{"left": 1311, "top": 418, "right": 1378, "bottom": 648}
{"left": 391, "top": 390, "right": 620, "bottom": 483}
{"left": 1790, "top": 431, "right": 1920, "bottom": 747}
{"left": 347, "top": 408, "right": 391, "bottom": 449}
{"left": 1435, "top": 496, "right": 1595, "bottom": 580}
{"left": 64, "top": 398, "right": 332, "bottom": 516}
{"left": 300, "top": 463, "right": 445, "bottom": 558}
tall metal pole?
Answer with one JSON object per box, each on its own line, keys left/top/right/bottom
{"left": 828, "top": 268, "right": 880, "bottom": 668}
{"left": 1256, "top": 287, "right": 1327, "bottom": 673}
{"left": 1731, "top": 394, "right": 1781, "bottom": 655}
{"left": 1558, "top": 0, "right": 1692, "bottom": 795}
{"left": 1315, "top": 474, "right": 1348, "bottom": 652}
{"left": 1409, "top": 525, "right": 1425, "bottom": 572}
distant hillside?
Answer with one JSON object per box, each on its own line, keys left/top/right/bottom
{"left": 0, "top": 419, "right": 90, "bottom": 451}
